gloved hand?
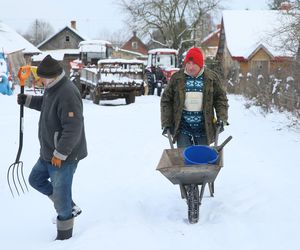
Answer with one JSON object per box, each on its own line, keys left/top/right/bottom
{"left": 17, "top": 94, "right": 27, "bottom": 105}
{"left": 51, "top": 156, "right": 62, "bottom": 168}
{"left": 217, "top": 120, "right": 229, "bottom": 129}
{"left": 162, "top": 127, "right": 172, "bottom": 135}
{"left": 162, "top": 127, "right": 168, "bottom": 135}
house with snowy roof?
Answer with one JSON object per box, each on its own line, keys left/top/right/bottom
{"left": 0, "top": 22, "right": 40, "bottom": 57}
{"left": 113, "top": 31, "right": 148, "bottom": 62}
{"left": 34, "top": 21, "right": 88, "bottom": 75}
{"left": 200, "top": 25, "right": 221, "bottom": 59}
{"left": 0, "top": 22, "right": 40, "bottom": 83}
{"left": 37, "top": 21, "right": 87, "bottom": 50}
{"left": 120, "top": 31, "right": 148, "bottom": 55}
{"left": 216, "top": 10, "right": 296, "bottom": 79}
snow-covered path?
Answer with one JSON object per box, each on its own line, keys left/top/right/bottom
{"left": 1, "top": 93, "right": 299, "bottom": 250}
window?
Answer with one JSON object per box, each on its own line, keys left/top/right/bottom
{"left": 251, "top": 60, "right": 269, "bottom": 77}
{"left": 66, "top": 36, "right": 70, "bottom": 42}
{"left": 132, "top": 41, "right": 138, "bottom": 49}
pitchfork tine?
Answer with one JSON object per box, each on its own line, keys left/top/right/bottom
{"left": 19, "top": 161, "right": 29, "bottom": 192}
{"left": 7, "top": 164, "right": 15, "bottom": 198}
{"left": 7, "top": 161, "right": 28, "bottom": 197}
{"left": 16, "top": 162, "right": 25, "bottom": 194}
{"left": 12, "top": 163, "right": 21, "bottom": 195}
{"left": 7, "top": 162, "right": 20, "bottom": 197}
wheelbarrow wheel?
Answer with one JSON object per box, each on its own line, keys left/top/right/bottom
{"left": 186, "top": 184, "right": 200, "bottom": 224}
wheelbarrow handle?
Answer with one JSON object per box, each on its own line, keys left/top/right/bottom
{"left": 167, "top": 129, "right": 174, "bottom": 149}
{"left": 216, "top": 135, "right": 233, "bottom": 152}
{"left": 214, "top": 124, "right": 233, "bottom": 152}
{"left": 163, "top": 126, "right": 232, "bottom": 151}
{"left": 214, "top": 126, "right": 221, "bottom": 147}
{"left": 162, "top": 129, "right": 174, "bottom": 149}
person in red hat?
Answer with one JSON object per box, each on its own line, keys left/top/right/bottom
{"left": 161, "top": 46, "right": 229, "bottom": 147}
{"left": 160, "top": 47, "right": 228, "bottom": 199}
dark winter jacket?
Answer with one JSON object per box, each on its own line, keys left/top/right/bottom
{"left": 160, "top": 68, "right": 228, "bottom": 145}
{"left": 25, "top": 72, "right": 87, "bottom": 162}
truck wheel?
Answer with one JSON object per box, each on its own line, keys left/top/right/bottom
{"left": 81, "top": 85, "right": 87, "bottom": 99}
{"left": 125, "top": 91, "right": 135, "bottom": 104}
{"left": 93, "top": 96, "right": 100, "bottom": 105}
{"left": 91, "top": 90, "right": 100, "bottom": 105}
{"left": 157, "top": 86, "right": 162, "bottom": 96}
{"left": 93, "top": 94, "right": 100, "bottom": 104}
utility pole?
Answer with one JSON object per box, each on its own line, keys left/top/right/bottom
{"left": 35, "top": 19, "right": 38, "bottom": 45}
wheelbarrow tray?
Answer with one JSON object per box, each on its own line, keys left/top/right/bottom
{"left": 156, "top": 148, "right": 223, "bottom": 185}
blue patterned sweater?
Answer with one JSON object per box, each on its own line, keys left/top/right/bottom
{"left": 180, "top": 73, "right": 205, "bottom": 137}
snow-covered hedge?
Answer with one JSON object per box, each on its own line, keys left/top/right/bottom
{"left": 226, "top": 72, "right": 300, "bottom": 118}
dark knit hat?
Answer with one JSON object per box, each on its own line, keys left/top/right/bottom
{"left": 37, "top": 55, "right": 63, "bottom": 78}
{"left": 184, "top": 47, "right": 204, "bottom": 68}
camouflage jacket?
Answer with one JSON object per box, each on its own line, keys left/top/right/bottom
{"left": 160, "top": 68, "right": 229, "bottom": 145}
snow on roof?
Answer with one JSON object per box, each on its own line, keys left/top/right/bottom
{"left": 79, "top": 40, "right": 112, "bottom": 46}
{"left": 222, "top": 10, "right": 295, "bottom": 59}
{"left": 31, "top": 49, "right": 79, "bottom": 62}
{"left": 0, "top": 22, "right": 40, "bottom": 54}
{"left": 79, "top": 40, "right": 112, "bottom": 52}
{"left": 148, "top": 48, "right": 178, "bottom": 55}
{"left": 201, "top": 27, "right": 221, "bottom": 44}
{"left": 115, "top": 47, "right": 145, "bottom": 57}
{"left": 98, "top": 58, "right": 145, "bottom": 64}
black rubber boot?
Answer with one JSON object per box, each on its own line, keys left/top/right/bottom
{"left": 56, "top": 217, "right": 74, "bottom": 240}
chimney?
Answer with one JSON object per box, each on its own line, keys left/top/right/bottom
{"left": 133, "top": 31, "right": 137, "bottom": 37}
{"left": 71, "top": 20, "right": 77, "bottom": 30}
{"left": 279, "top": 2, "right": 292, "bottom": 11}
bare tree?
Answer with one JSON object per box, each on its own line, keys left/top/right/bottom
{"left": 147, "top": 19, "right": 192, "bottom": 50}
{"left": 266, "top": 3, "right": 300, "bottom": 66}
{"left": 119, "top": 0, "right": 221, "bottom": 50}
{"left": 95, "top": 28, "right": 129, "bottom": 48}
{"left": 23, "top": 19, "right": 55, "bottom": 46}
{"left": 266, "top": 12, "right": 299, "bottom": 56}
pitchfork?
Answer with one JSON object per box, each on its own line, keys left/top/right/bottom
{"left": 7, "top": 65, "right": 31, "bottom": 197}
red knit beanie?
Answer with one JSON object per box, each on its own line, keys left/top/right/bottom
{"left": 184, "top": 47, "right": 204, "bottom": 68}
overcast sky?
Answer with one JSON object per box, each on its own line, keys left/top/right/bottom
{"left": 1, "top": 0, "right": 268, "bottom": 40}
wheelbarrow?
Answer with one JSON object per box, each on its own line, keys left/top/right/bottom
{"left": 156, "top": 127, "right": 232, "bottom": 223}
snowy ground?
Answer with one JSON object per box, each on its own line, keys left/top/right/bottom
{"left": 1, "top": 91, "right": 300, "bottom": 250}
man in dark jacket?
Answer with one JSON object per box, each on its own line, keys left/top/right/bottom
{"left": 18, "top": 55, "right": 87, "bottom": 240}
{"left": 161, "top": 47, "right": 228, "bottom": 200}
{"left": 161, "top": 47, "right": 229, "bottom": 147}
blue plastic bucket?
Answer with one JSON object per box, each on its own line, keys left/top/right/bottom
{"left": 183, "top": 145, "right": 218, "bottom": 165}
